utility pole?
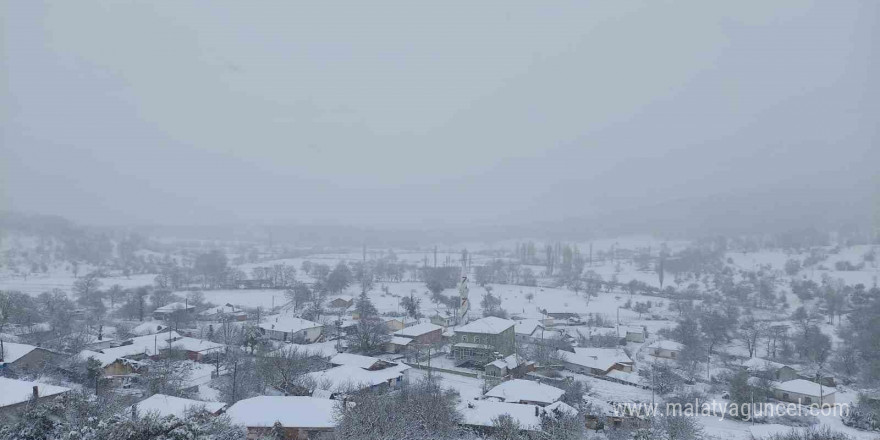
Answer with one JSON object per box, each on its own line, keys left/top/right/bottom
{"left": 434, "top": 246, "right": 438, "bottom": 268}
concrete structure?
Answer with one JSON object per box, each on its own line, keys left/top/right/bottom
{"left": 451, "top": 317, "right": 516, "bottom": 362}
{"left": 773, "top": 379, "right": 837, "bottom": 406}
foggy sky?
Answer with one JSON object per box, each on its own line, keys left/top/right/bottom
{"left": 3, "top": 0, "right": 878, "bottom": 229}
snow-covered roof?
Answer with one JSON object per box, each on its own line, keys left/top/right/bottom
{"left": 393, "top": 322, "right": 442, "bottom": 338}
{"left": 485, "top": 379, "right": 564, "bottom": 405}
{"left": 545, "top": 401, "right": 578, "bottom": 417}
{"left": 487, "top": 354, "right": 520, "bottom": 371}
{"left": 574, "top": 327, "right": 618, "bottom": 339}
{"left": 514, "top": 320, "right": 544, "bottom": 336}
{"left": 153, "top": 302, "right": 194, "bottom": 313}
{"left": 133, "top": 394, "right": 224, "bottom": 418}
{"left": 741, "top": 357, "right": 790, "bottom": 372}
{"left": 560, "top": 348, "right": 632, "bottom": 372}
{"left": 460, "top": 400, "right": 541, "bottom": 430}
{"left": 258, "top": 315, "right": 322, "bottom": 334}
{"left": 648, "top": 340, "right": 684, "bottom": 351}
{"left": 226, "top": 396, "right": 336, "bottom": 429}
{"left": 329, "top": 353, "right": 382, "bottom": 370}
{"left": 167, "top": 336, "right": 224, "bottom": 353}
{"left": 0, "top": 341, "right": 39, "bottom": 364}
{"left": 606, "top": 369, "right": 644, "bottom": 386}
{"left": 0, "top": 377, "right": 70, "bottom": 408}
{"left": 199, "top": 305, "right": 245, "bottom": 316}
{"left": 620, "top": 326, "right": 645, "bottom": 334}
{"left": 390, "top": 336, "right": 413, "bottom": 346}
{"left": 455, "top": 317, "right": 515, "bottom": 335}
{"left": 773, "top": 379, "right": 837, "bottom": 397}
{"left": 96, "top": 331, "right": 183, "bottom": 359}
{"left": 130, "top": 322, "right": 166, "bottom": 336}
{"left": 305, "top": 364, "right": 409, "bottom": 393}
{"left": 285, "top": 341, "right": 339, "bottom": 358}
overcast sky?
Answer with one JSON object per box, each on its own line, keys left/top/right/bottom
{"left": 2, "top": 1, "right": 878, "bottom": 228}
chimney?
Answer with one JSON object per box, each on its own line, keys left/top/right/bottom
{"left": 33, "top": 386, "right": 39, "bottom": 399}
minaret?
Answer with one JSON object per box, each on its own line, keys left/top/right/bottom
{"left": 457, "top": 261, "right": 470, "bottom": 324}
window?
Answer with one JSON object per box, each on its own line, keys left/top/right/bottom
{"left": 804, "top": 397, "right": 812, "bottom": 405}
{"left": 474, "top": 337, "right": 480, "bottom": 344}
{"left": 671, "top": 351, "right": 676, "bottom": 358}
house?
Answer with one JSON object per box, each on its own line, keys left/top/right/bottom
{"left": 163, "top": 336, "right": 224, "bottom": 361}
{"left": 226, "top": 396, "right": 336, "bottom": 439}
{"left": 0, "top": 378, "right": 71, "bottom": 419}
{"left": 304, "top": 364, "right": 409, "bottom": 396}
{"left": 258, "top": 315, "right": 323, "bottom": 343}
{"left": 386, "top": 336, "right": 414, "bottom": 353}
{"left": 647, "top": 340, "right": 683, "bottom": 360}
{"left": 542, "top": 310, "right": 579, "bottom": 320}
{"left": 0, "top": 341, "right": 62, "bottom": 371}
{"left": 559, "top": 347, "right": 633, "bottom": 376}
{"left": 328, "top": 298, "right": 353, "bottom": 309}
{"left": 460, "top": 400, "right": 542, "bottom": 433}
{"left": 329, "top": 353, "right": 395, "bottom": 371}
{"left": 133, "top": 394, "right": 225, "bottom": 418}
{"left": 393, "top": 322, "right": 443, "bottom": 346}
{"left": 484, "top": 354, "right": 530, "bottom": 379}
{"left": 81, "top": 331, "right": 221, "bottom": 364}
{"left": 621, "top": 326, "right": 647, "bottom": 343}
{"left": 430, "top": 314, "right": 456, "bottom": 328}
{"left": 152, "top": 302, "right": 196, "bottom": 320}
{"left": 77, "top": 350, "right": 146, "bottom": 379}
{"left": 484, "top": 379, "right": 565, "bottom": 406}
{"left": 514, "top": 320, "right": 545, "bottom": 343}
{"left": 773, "top": 379, "right": 837, "bottom": 406}
{"left": 199, "top": 305, "right": 248, "bottom": 322}
{"left": 797, "top": 366, "right": 837, "bottom": 387}
{"left": 452, "top": 317, "right": 516, "bottom": 362}
{"left": 740, "top": 358, "right": 799, "bottom": 381}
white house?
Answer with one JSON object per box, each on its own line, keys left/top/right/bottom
{"left": 773, "top": 379, "right": 837, "bottom": 406}
{"left": 647, "top": 340, "right": 683, "bottom": 360}
{"left": 258, "top": 315, "right": 323, "bottom": 343}
{"left": 484, "top": 379, "right": 564, "bottom": 406}
{"left": 226, "top": 396, "right": 336, "bottom": 440}
{"left": 620, "top": 326, "right": 646, "bottom": 343}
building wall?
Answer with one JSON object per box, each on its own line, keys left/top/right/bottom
{"left": 774, "top": 389, "right": 836, "bottom": 406}
{"left": 454, "top": 326, "right": 516, "bottom": 359}
{"left": 650, "top": 348, "right": 679, "bottom": 359}
{"left": 10, "top": 349, "right": 58, "bottom": 371}
{"left": 412, "top": 329, "right": 443, "bottom": 345}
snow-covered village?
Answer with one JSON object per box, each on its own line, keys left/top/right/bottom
{"left": 2, "top": 1, "right": 878, "bottom": 439}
